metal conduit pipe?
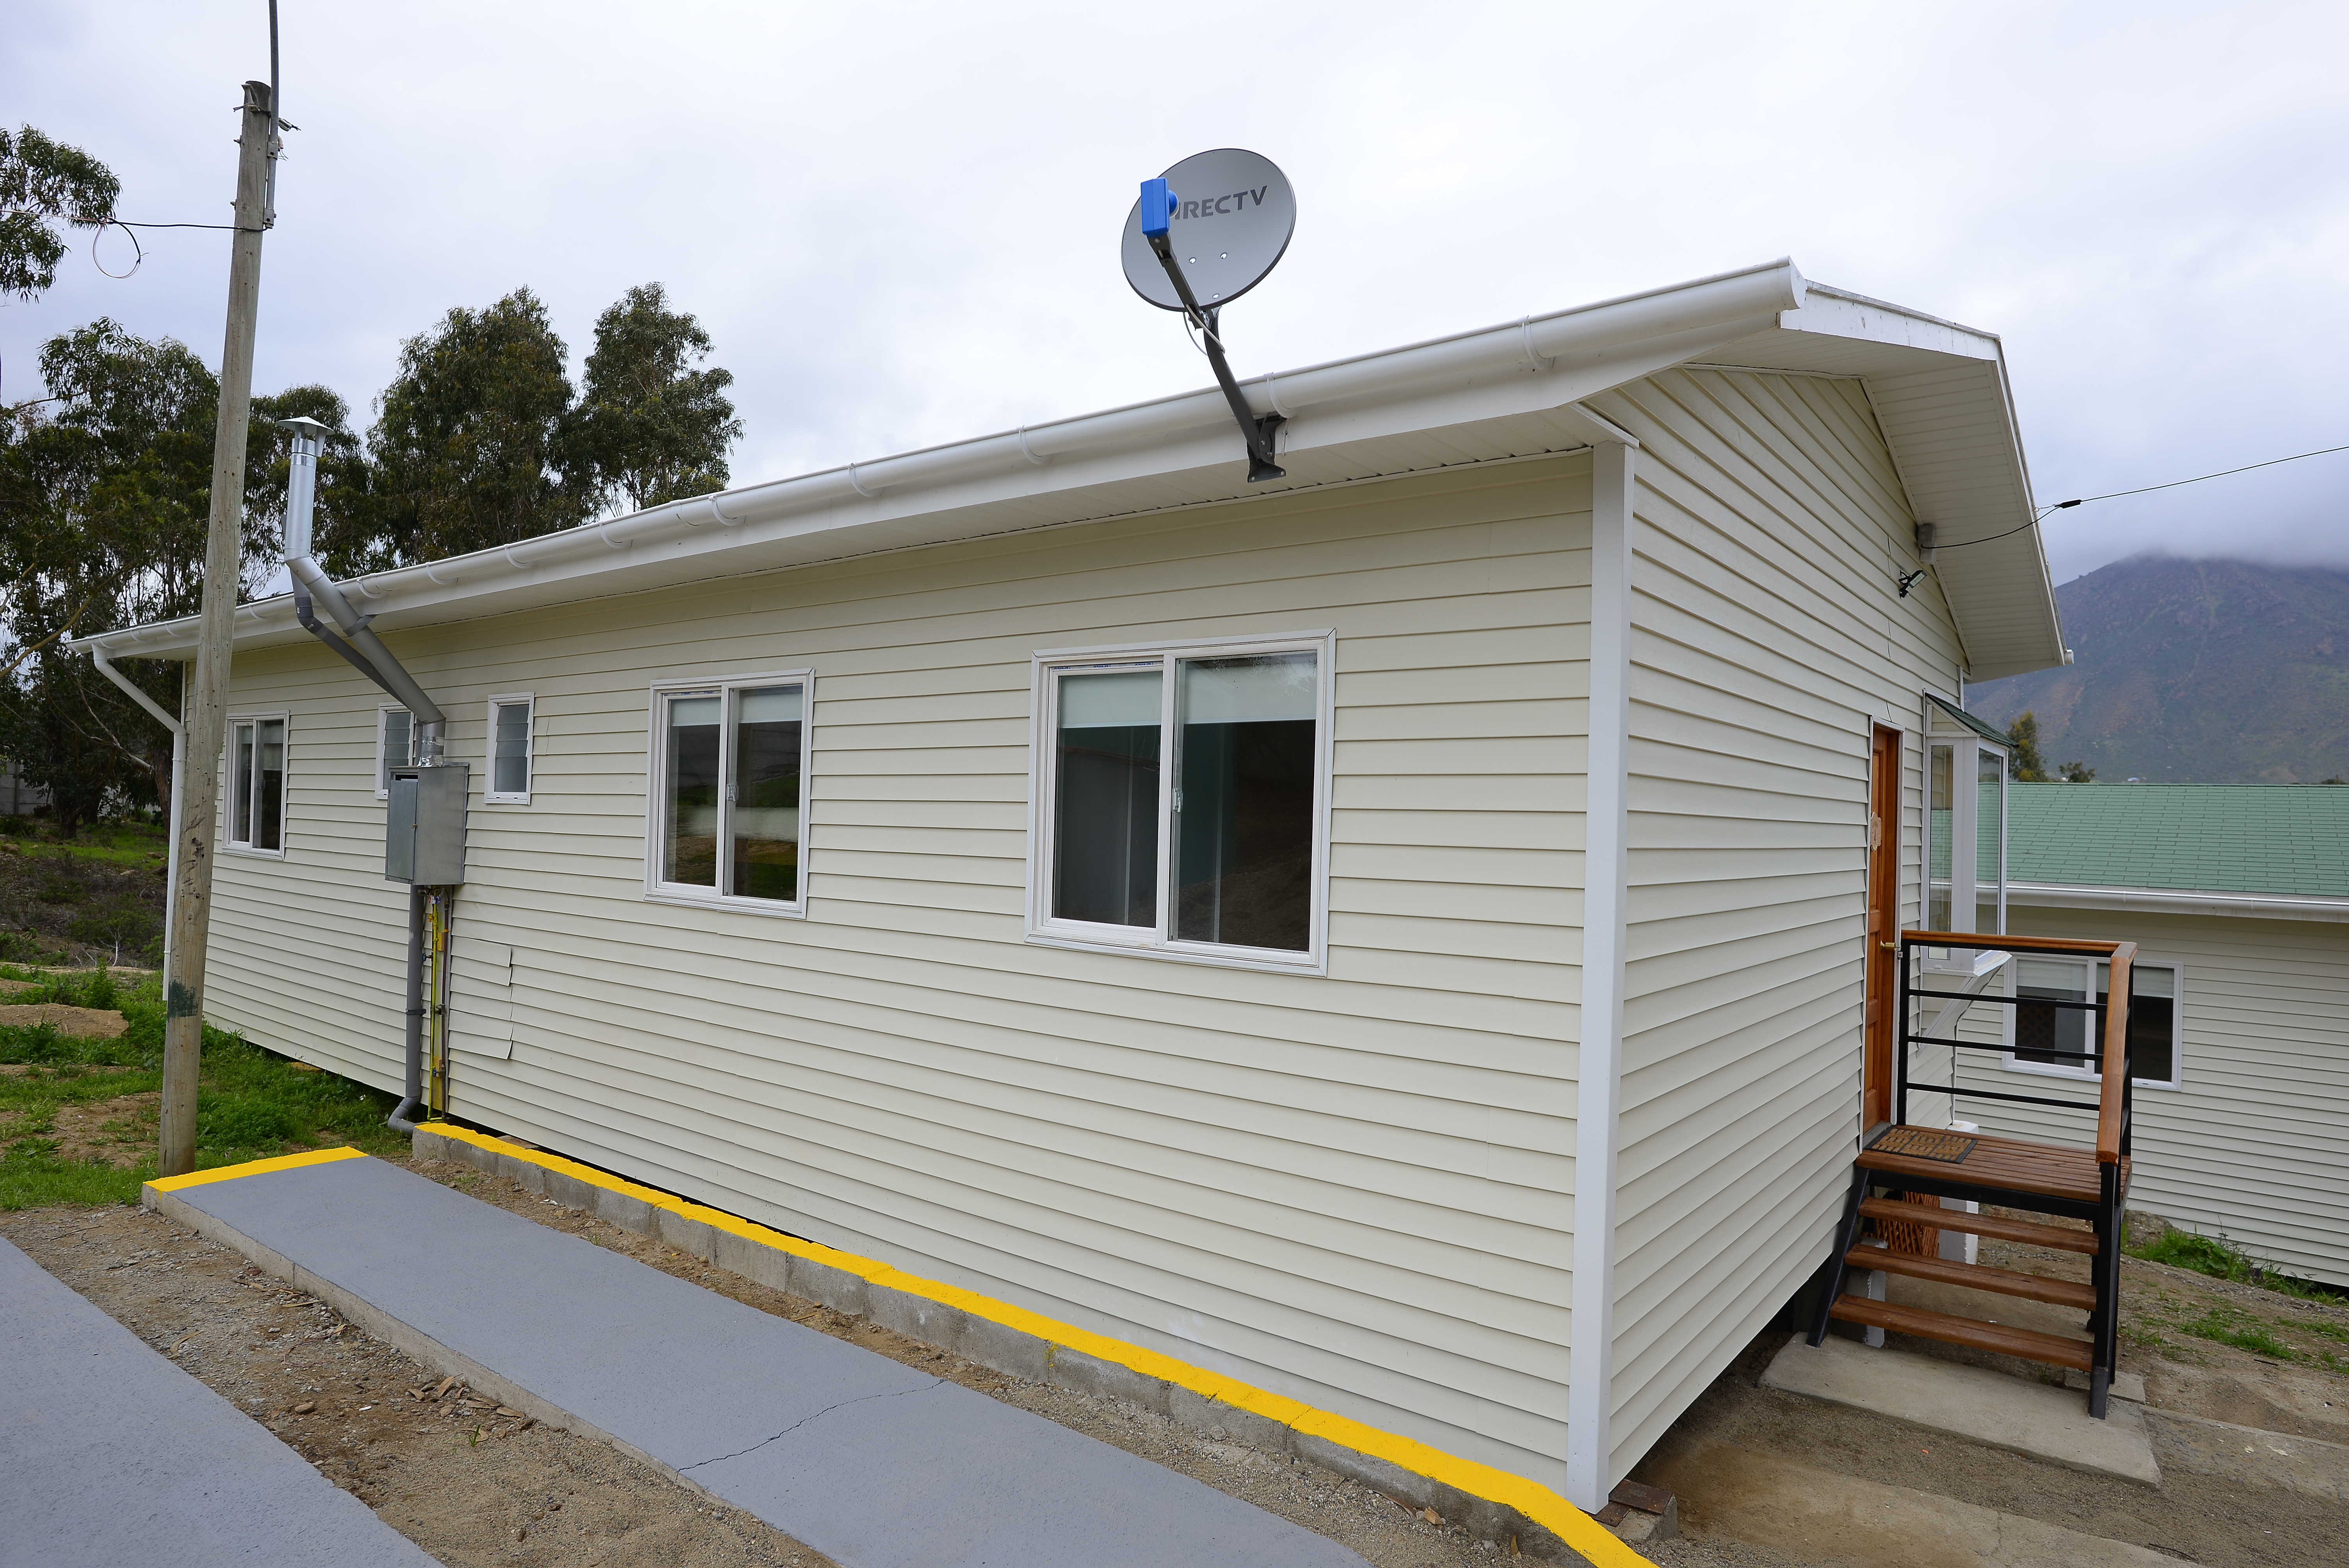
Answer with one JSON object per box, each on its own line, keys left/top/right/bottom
{"left": 277, "top": 418, "right": 449, "bottom": 761}
{"left": 276, "top": 419, "right": 450, "bottom": 1130}
{"left": 385, "top": 884, "right": 427, "bottom": 1133}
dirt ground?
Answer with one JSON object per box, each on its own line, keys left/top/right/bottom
{"left": 2, "top": 1202, "right": 827, "bottom": 1568}
{"left": 18, "top": 1142, "right": 2345, "bottom": 1568}
{"left": 0, "top": 833, "right": 167, "bottom": 967}
{"left": 1630, "top": 1217, "right": 2349, "bottom": 1568}
{"left": 4, "top": 1159, "right": 1811, "bottom": 1568}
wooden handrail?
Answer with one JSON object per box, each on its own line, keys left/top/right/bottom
{"left": 2096, "top": 941, "right": 2135, "bottom": 1165}
{"left": 1900, "top": 930, "right": 2126, "bottom": 957}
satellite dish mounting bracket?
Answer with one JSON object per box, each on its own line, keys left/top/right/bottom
{"left": 1137, "top": 172, "right": 1287, "bottom": 483}
{"left": 1146, "top": 232, "right": 1287, "bottom": 483}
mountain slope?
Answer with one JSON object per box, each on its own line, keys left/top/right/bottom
{"left": 1966, "top": 556, "right": 2349, "bottom": 783}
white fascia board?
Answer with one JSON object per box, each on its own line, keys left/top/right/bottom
{"left": 76, "top": 261, "right": 1805, "bottom": 661}
{"left": 2009, "top": 881, "right": 2349, "bottom": 924}
{"left": 1700, "top": 283, "right": 2067, "bottom": 682}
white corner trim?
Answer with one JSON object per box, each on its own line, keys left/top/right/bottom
{"left": 1566, "top": 438, "right": 1634, "bottom": 1511}
{"left": 2007, "top": 881, "right": 2349, "bottom": 924}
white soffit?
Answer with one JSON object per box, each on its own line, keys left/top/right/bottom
{"left": 79, "top": 263, "right": 2063, "bottom": 680}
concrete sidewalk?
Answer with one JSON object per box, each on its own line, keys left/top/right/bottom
{"left": 150, "top": 1150, "right": 1370, "bottom": 1568}
{"left": 0, "top": 1235, "right": 438, "bottom": 1568}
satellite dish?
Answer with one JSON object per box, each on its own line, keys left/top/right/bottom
{"left": 1120, "top": 148, "right": 1296, "bottom": 311}
{"left": 1119, "top": 148, "right": 1295, "bottom": 483}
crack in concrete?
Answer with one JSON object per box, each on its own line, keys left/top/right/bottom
{"left": 678, "top": 1378, "right": 945, "bottom": 1473}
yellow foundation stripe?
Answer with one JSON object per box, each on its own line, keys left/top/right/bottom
{"left": 145, "top": 1144, "right": 371, "bottom": 1194}
{"left": 418, "top": 1122, "right": 1645, "bottom": 1566}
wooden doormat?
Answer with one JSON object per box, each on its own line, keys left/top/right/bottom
{"left": 1869, "top": 1126, "right": 1978, "bottom": 1163}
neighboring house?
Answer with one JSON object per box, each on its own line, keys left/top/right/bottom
{"left": 75, "top": 259, "right": 2097, "bottom": 1508}
{"left": 1956, "top": 783, "right": 2349, "bottom": 1286}
{"left": 0, "top": 760, "right": 51, "bottom": 817}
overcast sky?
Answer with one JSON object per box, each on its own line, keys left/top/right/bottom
{"left": 7, "top": 0, "right": 2345, "bottom": 586}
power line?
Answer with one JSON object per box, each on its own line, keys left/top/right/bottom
{"left": 1934, "top": 440, "right": 2349, "bottom": 551}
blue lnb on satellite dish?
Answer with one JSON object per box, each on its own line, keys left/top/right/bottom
{"left": 1139, "top": 178, "right": 1178, "bottom": 238}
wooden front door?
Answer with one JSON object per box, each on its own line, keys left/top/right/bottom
{"left": 1862, "top": 723, "right": 1902, "bottom": 1131}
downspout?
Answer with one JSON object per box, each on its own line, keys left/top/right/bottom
{"left": 82, "top": 644, "right": 185, "bottom": 976}
{"left": 1566, "top": 428, "right": 1637, "bottom": 1511}
{"left": 275, "top": 418, "right": 445, "bottom": 1132}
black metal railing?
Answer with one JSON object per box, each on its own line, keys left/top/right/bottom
{"left": 1894, "top": 932, "right": 2134, "bottom": 1160}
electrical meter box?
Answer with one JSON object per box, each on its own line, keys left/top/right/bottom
{"left": 386, "top": 763, "right": 468, "bottom": 885}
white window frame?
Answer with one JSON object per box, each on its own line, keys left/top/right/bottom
{"left": 642, "top": 669, "right": 814, "bottom": 918}
{"left": 1026, "top": 630, "right": 1335, "bottom": 976}
{"left": 223, "top": 711, "right": 292, "bottom": 859}
{"left": 1921, "top": 695, "right": 2009, "bottom": 974}
{"left": 484, "top": 692, "right": 536, "bottom": 805}
{"left": 2002, "top": 954, "right": 2184, "bottom": 1091}
{"left": 375, "top": 704, "right": 415, "bottom": 800}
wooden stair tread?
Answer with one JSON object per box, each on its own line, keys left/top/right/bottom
{"left": 1858, "top": 1128, "right": 2125, "bottom": 1206}
{"left": 1846, "top": 1245, "right": 2098, "bottom": 1309}
{"left": 1829, "top": 1296, "right": 2095, "bottom": 1371}
{"left": 1857, "top": 1198, "right": 2097, "bottom": 1254}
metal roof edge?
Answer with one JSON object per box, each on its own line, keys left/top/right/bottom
{"left": 2007, "top": 881, "right": 2349, "bottom": 923}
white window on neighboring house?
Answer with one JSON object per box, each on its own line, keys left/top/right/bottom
{"left": 485, "top": 695, "right": 534, "bottom": 804}
{"left": 377, "top": 706, "right": 414, "bottom": 798}
{"left": 2007, "top": 957, "right": 2181, "bottom": 1090}
{"left": 226, "top": 715, "right": 289, "bottom": 855}
{"left": 645, "top": 673, "right": 811, "bottom": 914}
{"left": 1029, "top": 633, "right": 1332, "bottom": 973}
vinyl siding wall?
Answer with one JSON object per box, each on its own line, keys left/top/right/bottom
{"left": 205, "top": 456, "right": 1592, "bottom": 1479}
{"left": 1958, "top": 905, "right": 2349, "bottom": 1286}
{"left": 1590, "top": 368, "right": 1968, "bottom": 1481}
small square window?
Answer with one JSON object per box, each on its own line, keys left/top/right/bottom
{"left": 377, "top": 707, "right": 414, "bottom": 798}
{"left": 227, "top": 715, "right": 289, "bottom": 855}
{"left": 1031, "top": 634, "right": 1331, "bottom": 971}
{"left": 646, "top": 674, "right": 810, "bottom": 914}
{"left": 486, "top": 695, "right": 534, "bottom": 804}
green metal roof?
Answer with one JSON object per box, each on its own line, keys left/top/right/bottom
{"left": 1928, "top": 693, "right": 2012, "bottom": 748}
{"left": 2007, "top": 783, "right": 2349, "bottom": 898}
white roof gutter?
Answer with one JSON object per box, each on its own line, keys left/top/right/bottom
{"left": 72, "top": 258, "right": 1805, "bottom": 661}
{"left": 2009, "top": 881, "right": 2349, "bottom": 924}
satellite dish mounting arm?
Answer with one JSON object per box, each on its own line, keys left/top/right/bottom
{"left": 1141, "top": 179, "right": 1286, "bottom": 483}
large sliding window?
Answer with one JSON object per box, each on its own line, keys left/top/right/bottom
{"left": 646, "top": 673, "right": 811, "bottom": 914}
{"left": 1032, "top": 635, "right": 1330, "bottom": 970}
{"left": 226, "top": 715, "right": 289, "bottom": 856}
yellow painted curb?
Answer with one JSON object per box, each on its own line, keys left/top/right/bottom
{"left": 417, "top": 1122, "right": 1644, "bottom": 1566}
{"left": 145, "top": 1144, "right": 369, "bottom": 1194}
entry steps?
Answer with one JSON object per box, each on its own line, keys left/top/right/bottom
{"left": 1813, "top": 1129, "right": 2124, "bottom": 1404}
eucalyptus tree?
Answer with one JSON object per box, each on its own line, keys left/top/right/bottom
{"left": 567, "top": 282, "right": 741, "bottom": 515}
{"left": 0, "top": 125, "right": 118, "bottom": 305}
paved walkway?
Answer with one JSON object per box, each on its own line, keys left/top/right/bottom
{"left": 0, "top": 1235, "right": 437, "bottom": 1568}
{"left": 153, "top": 1152, "right": 1369, "bottom": 1568}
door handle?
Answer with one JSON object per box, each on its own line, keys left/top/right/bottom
{"left": 1879, "top": 941, "right": 1898, "bottom": 951}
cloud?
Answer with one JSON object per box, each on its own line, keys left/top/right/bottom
{"left": 6, "top": 0, "right": 2345, "bottom": 579}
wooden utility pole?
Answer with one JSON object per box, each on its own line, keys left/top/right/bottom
{"left": 160, "top": 81, "right": 274, "bottom": 1176}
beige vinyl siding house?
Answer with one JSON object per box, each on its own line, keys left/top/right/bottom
{"left": 91, "top": 259, "right": 2072, "bottom": 1513}
{"left": 1952, "top": 786, "right": 2349, "bottom": 1286}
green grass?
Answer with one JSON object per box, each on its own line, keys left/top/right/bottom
{"left": 0, "top": 971, "right": 408, "bottom": 1210}
{"left": 0, "top": 820, "right": 170, "bottom": 869}
{"left": 2127, "top": 1225, "right": 2341, "bottom": 1302}
{"left": 2172, "top": 1305, "right": 2299, "bottom": 1360}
